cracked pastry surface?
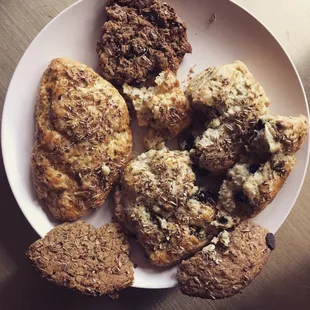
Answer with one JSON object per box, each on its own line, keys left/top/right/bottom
{"left": 186, "top": 61, "right": 270, "bottom": 173}
{"left": 177, "top": 221, "right": 273, "bottom": 299}
{"left": 31, "top": 58, "right": 132, "bottom": 222}
{"left": 123, "top": 71, "right": 192, "bottom": 150}
{"left": 249, "top": 114, "right": 309, "bottom": 156}
{"left": 218, "top": 154, "right": 296, "bottom": 219}
{"left": 97, "top": 0, "right": 192, "bottom": 85}
{"left": 114, "top": 149, "right": 218, "bottom": 266}
{"left": 27, "top": 221, "right": 134, "bottom": 297}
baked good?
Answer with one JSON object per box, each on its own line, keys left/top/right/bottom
{"left": 186, "top": 61, "right": 270, "bottom": 118}
{"left": 249, "top": 114, "right": 309, "bottom": 156}
{"left": 186, "top": 61, "right": 270, "bottom": 173}
{"left": 27, "top": 221, "right": 134, "bottom": 297}
{"left": 189, "top": 120, "right": 241, "bottom": 173}
{"left": 177, "top": 221, "right": 274, "bottom": 299}
{"left": 123, "top": 71, "right": 192, "bottom": 150}
{"left": 31, "top": 58, "right": 132, "bottom": 222}
{"left": 97, "top": 0, "right": 192, "bottom": 85}
{"left": 114, "top": 149, "right": 218, "bottom": 266}
{"left": 218, "top": 154, "right": 296, "bottom": 219}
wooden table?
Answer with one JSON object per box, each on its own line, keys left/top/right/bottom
{"left": 0, "top": 1, "right": 310, "bottom": 309}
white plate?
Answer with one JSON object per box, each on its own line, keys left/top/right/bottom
{"left": 2, "top": 0, "right": 309, "bottom": 289}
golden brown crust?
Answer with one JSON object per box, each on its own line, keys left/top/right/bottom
{"left": 177, "top": 221, "right": 272, "bottom": 299}
{"left": 114, "top": 149, "right": 218, "bottom": 266}
{"left": 31, "top": 58, "right": 132, "bottom": 222}
{"left": 27, "top": 221, "right": 134, "bottom": 297}
{"left": 218, "top": 154, "right": 296, "bottom": 218}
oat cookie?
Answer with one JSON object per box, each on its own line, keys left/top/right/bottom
{"left": 123, "top": 71, "right": 192, "bottom": 150}
{"left": 97, "top": 0, "right": 192, "bottom": 85}
{"left": 31, "top": 58, "right": 132, "bottom": 222}
{"left": 114, "top": 149, "right": 218, "bottom": 266}
{"left": 249, "top": 114, "right": 309, "bottom": 156}
{"left": 218, "top": 154, "right": 295, "bottom": 219}
{"left": 27, "top": 222, "right": 134, "bottom": 297}
{"left": 177, "top": 221, "right": 273, "bottom": 299}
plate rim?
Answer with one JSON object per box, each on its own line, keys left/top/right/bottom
{"left": 1, "top": 0, "right": 309, "bottom": 290}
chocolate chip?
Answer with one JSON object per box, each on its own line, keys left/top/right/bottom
{"left": 218, "top": 216, "right": 228, "bottom": 224}
{"left": 248, "top": 164, "right": 260, "bottom": 174}
{"left": 235, "top": 191, "right": 250, "bottom": 204}
{"left": 255, "top": 119, "right": 265, "bottom": 130}
{"left": 266, "top": 233, "right": 276, "bottom": 250}
{"left": 184, "top": 133, "right": 195, "bottom": 151}
{"left": 194, "top": 189, "right": 216, "bottom": 205}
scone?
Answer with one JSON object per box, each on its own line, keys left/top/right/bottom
{"left": 249, "top": 115, "right": 309, "bottom": 156}
{"left": 177, "top": 221, "right": 274, "bottom": 299}
{"left": 31, "top": 58, "right": 132, "bottom": 222}
{"left": 123, "top": 71, "right": 192, "bottom": 150}
{"left": 186, "top": 61, "right": 270, "bottom": 118}
{"left": 189, "top": 120, "right": 241, "bottom": 173}
{"left": 186, "top": 61, "right": 270, "bottom": 173}
{"left": 97, "top": 0, "right": 192, "bottom": 85}
{"left": 27, "top": 222, "right": 134, "bottom": 297}
{"left": 218, "top": 154, "right": 295, "bottom": 219}
{"left": 114, "top": 149, "right": 218, "bottom": 267}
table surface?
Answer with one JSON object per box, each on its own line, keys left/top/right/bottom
{"left": 1, "top": 0, "right": 310, "bottom": 309}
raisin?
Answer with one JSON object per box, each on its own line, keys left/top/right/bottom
{"left": 235, "top": 191, "right": 250, "bottom": 204}
{"left": 266, "top": 233, "right": 276, "bottom": 250}
{"left": 248, "top": 164, "right": 260, "bottom": 174}
{"left": 255, "top": 119, "right": 265, "bottom": 130}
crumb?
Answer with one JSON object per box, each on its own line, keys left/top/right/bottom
{"left": 210, "top": 13, "right": 216, "bottom": 24}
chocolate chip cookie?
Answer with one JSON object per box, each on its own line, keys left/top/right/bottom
{"left": 114, "top": 149, "right": 218, "bottom": 266}
{"left": 177, "top": 221, "right": 273, "bottom": 299}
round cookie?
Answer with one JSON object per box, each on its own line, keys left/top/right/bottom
{"left": 27, "top": 222, "right": 134, "bottom": 298}
{"left": 177, "top": 221, "right": 274, "bottom": 299}
{"left": 31, "top": 58, "right": 132, "bottom": 222}
{"left": 114, "top": 149, "right": 218, "bottom": 266}
{"left": 97, "top": 0, "right": 192, "bottom": 85}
